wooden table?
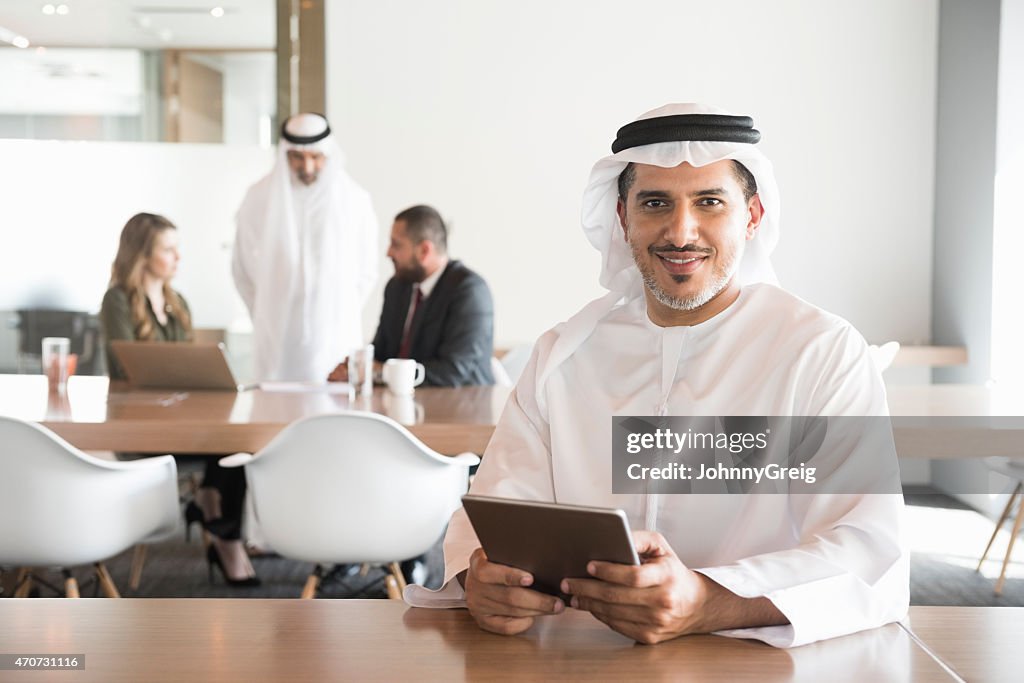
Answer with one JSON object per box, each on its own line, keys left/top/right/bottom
{"left": 0, "top": 600, "right": 973, "bottom": 682}
{"left": 887, "top": 384, "right": 1024, "bottom": 459}
{"left": 902, "top": 606, "right": 1024, "bottom": 683}
{"left": 3, "top": 374, "right": 1022, "bottom": 460}
{"left": 0, "top": 375, "right": 510, "bottom": 455}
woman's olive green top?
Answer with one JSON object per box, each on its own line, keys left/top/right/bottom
{"left": 100, "top": 286, "right": 192, "bottom": 380}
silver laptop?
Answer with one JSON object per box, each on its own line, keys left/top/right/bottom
{"left": 110, "top": 341, "right": 256, "bottom": 391}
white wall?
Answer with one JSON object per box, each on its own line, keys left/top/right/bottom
{"left": 992, "top": 0, "right": 1024, "bottom": 386}
{"left": 221, "top": 53, "right": 276, "bottom": 147}
{"left": 0, "top": 1, "right": 941, "bottom": 365}
{"left": 326, "top": 0, "right": 938, "bottom": 348}
{"left": 0, "top": 140, "right": 273, "bottom": 331}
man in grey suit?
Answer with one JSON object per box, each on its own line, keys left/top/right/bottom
{"left": 329, "top": 204, "right": 494, "bottom": 387}
{"left": 328, "top": 204, "right": 493, "bottom": 588}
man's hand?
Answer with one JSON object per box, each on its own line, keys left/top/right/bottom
{"left": 464, "top": 547, "right": 564, "bottom": 636}
{"left": 327, "top": 358, "right": 349, "bottom": 382}
{"left": 561, "top": 530, "right": 785, "bottom": 644}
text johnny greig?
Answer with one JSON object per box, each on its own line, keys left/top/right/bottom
{"left": 626, "top": 461, "right": 817, "bottom": 484}
{"left": 623, "top": 426, "right": 817, "bottom": 484}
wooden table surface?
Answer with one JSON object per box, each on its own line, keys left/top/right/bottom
{"left": 3, "top": 374, "right": 1022, "bottom": 459}
{"left": 0, "top": 600, "right": 968, "bottom": 682}
{"left": 902, "top": 606, "right": 1024, "bottom": 683}
{"left": 0, "top": 375, "right": 510, "bottom": 455}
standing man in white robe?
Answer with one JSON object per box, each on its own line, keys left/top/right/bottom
{"left": 233, "top": 113, "right": 378, "bottom": 381}
{"left": 406, "top": 103, "right": 908, "bottom": 648}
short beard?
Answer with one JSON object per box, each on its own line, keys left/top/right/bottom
{"left": 630, "top": 241, "right": 736, "bottom": 312}
{"left": 395, "top": 260, "right": 427, "bottom": 283}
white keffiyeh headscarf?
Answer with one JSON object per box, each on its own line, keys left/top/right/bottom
{"left": 536, "top": 103, "right": 782, "bottom": 412}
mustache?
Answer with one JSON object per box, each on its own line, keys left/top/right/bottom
{"left": 650, "top": 244, "right": 712, "bottom": 255}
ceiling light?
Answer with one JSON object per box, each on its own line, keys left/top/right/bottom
{"left": 13, "top": 35, "right": 30, "bottom": 48}
{"left": 42, "top": 4, "right": 56, "bottom": 14}
{"left": 55, "top": 4, "right": 69, "bottom": 15}
{"left": 210, "top": 7, "right": 225, "bottom": 18}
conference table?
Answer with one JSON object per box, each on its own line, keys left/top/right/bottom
{"left": 1, "top": 374, "right": 1022, "bottom": 459}
{"left": 0, "top": 375, "right": 509, "bottom": 455}
{"left": 1, "top": 600, "right": 1017, "bottom": 682}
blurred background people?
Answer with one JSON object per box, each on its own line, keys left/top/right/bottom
{"left": 100, "top": 212, "right": 259, "bottom": 587}
{"left": 233, "top": 113, "right": 379, "bottom": 382}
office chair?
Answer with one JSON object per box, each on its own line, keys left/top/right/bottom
{"left": 491, "top": 356, "right": 513, "bottom": 387}
{"left": 977, "top": 457, "right": 1024, "bottom": 594}
{"left": 15, "top": 309, "right": 102, "bottom": 375}
{"left": 0, "top": 416, "right": 179, "bottom": 597}
{"left": 868, "top": 341, "right": 900, "bottom": 373}
{"left": 219, "top": 412, "right": 479, "bottom": 598}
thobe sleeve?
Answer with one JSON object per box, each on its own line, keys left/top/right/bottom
{"left": 404, "top": 333, "right": 558, "bottom": 607}
{"left": 694, "top": 325, "right": 909, "bottom": 648}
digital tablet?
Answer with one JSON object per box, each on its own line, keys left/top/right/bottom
{"left": 461, "top": 495, "right": 640, "bottom": 597}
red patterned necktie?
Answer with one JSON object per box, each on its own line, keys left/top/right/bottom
{"left": 398, "top": 286, "right": 423, "bottom": 359}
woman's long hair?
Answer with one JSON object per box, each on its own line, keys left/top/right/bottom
{"left": 109, "top": 212, "right": 192, "bottom": 341}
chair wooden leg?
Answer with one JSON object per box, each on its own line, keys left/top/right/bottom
{"left": 63, "top": 570, "right": 80, "bottom": 598}
{"left": 359, "top": 563, "right": 370, "bottom": 577}
{"left": 979, "top": 483, "right": 1022, "bottom": 571}
{"left": 995, "top": 492, "right": 1024, "bottom": 595}
{"left": 129, "top": 544, "right": 148, "bottom": 590}
{"left": 13, "top": 568, "right": 33, "bottom": 598}
{"left": 384, "top": 574, "right": 403, "bottom": 600}
{"left": 301, "top": 564, "right": 323, "bottom": 599}
{"left": 389, "top": 562, "right": 408, "bottom": 591}
{"left": 95, "top": 563, "right": 121, "bottom": 598}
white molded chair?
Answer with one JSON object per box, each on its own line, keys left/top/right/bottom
{"left": 977, "top": 457, "right": 1024, "bottom": 594}
{"left": 491, "top": 356, "right": 513, "bottom": 387}
{"left": 220, "top": 412, "right": 480, "bottom": 598}
{"left": 0, "top": 416, "right": 179, "bottom": 598}
{"left": 499, "top": 344, "right": 534, "bottom": 385}
{"left": 868, "top": 341, "right": 901, "bottom": 372}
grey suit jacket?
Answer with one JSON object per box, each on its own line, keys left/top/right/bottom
{"left": 372, "top": 260, "right": 494, "bottom": 386}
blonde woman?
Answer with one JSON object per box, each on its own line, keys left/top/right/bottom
{"left": 100, "top": 212, "right": 259, "bottom": 588}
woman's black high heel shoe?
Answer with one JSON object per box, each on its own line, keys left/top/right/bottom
{"left": 206, "top": 545, "right": 261, "bottom": 587}
{"left": 183, "top": 501, "right": 204, "bottom": 542}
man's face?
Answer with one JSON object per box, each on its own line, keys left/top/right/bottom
{"left": 286, "top": 149, "right": 326, "bottom": 185}
{"left": 387, "top": 220, "right": 427, "bottom": 283}
{"left": 617, "top": 160, "right": 762, "bottom": 312}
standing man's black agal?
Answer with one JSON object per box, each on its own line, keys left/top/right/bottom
{"left": 280, "top": 114, "right": 332, "bottom": 145}
{"left": 611, "top": 114, "right": 761, "bottom": 153}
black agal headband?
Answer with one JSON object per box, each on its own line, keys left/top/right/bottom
{"left": 611, "top": 114, "right": 760, "bottom": 153}
{"left": 280, "top": 113, "right": 331, "bottom": 145}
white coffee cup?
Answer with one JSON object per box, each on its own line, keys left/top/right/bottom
{"left": 382, "top": 391, "right": 425, "bottom": 425}
{"left": 383, "top": 358, "right": 425, "bottom": 395}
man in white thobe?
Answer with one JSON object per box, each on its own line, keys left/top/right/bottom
{"left": 233, "top": 113, "right": 378, "bottom": 381}
{"left": 405, "top": 103, "right": 908, "bottom": 648}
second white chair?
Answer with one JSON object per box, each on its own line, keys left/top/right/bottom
{"left": 219, "top": 411, "right": 479, "bottom": 598}
{"left": 0, "top": 416, "right": 179, "bottom": 598}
